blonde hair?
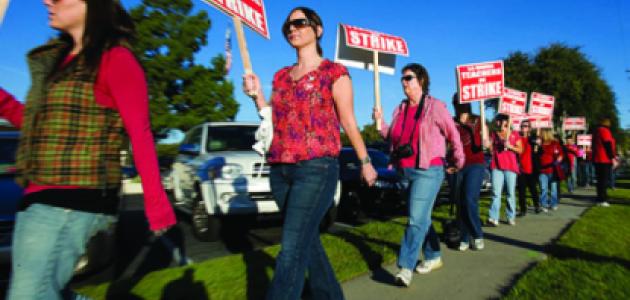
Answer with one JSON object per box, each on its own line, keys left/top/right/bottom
{"left": 540, "top": 128, "right": 555, "bottom": 143}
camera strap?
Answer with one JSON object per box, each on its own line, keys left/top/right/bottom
{"left": 401, "top": 93, "right": 426, "bottom": 146}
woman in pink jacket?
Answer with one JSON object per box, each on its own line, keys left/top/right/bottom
{"left": 374, "top": 63, "right": 464, "bottom": 287}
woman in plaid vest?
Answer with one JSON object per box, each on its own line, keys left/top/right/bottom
{"left": 0, "top": 0, "right": 176, "bottom": 299}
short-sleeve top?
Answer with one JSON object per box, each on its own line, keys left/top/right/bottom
{"left": 490, "top": 131, "right": 521, "bottom": 173}
{"left": 268, "top": 59, "right": 349, "bottom": 164}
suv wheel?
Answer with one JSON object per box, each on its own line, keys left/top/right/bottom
{"left": 192, "top": 200, "right": 221, "bottom": 242}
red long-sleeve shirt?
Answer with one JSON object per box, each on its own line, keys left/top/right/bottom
{"left": 0, "top": 47, "right": 175, "bottom": 231}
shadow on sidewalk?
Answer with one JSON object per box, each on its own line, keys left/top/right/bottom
{"left": 482, "top": 232, "right": 548, "bottom": 253}
{"left": 329, "top": 230, "right": 399, "bottom": 286}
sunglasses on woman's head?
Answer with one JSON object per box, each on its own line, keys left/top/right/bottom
{"left": 282, "top": 18, "right": 315, "bottom": 35}
{"left": 401, "top": 75, "right": 416, "bottom": 82}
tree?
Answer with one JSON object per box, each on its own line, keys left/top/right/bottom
{"left": 504, "top": 43, "right": 621, "bottom": 136}
{"left": 130, "top": 0, "right": 238, "bottom": 132}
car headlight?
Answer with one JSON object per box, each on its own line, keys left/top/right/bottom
{"left": 220, "top": 164, "right": 243, "bottom": 179}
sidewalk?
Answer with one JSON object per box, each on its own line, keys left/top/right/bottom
{"left": 342, "top": 188, "right": 596, "bottom": 300}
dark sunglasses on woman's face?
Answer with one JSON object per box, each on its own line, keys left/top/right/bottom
{"left": 282, "top": 18, "right": 315, "bottom": 35}
{"left": 401, "top": 75, "right": 416, "bottom": 82}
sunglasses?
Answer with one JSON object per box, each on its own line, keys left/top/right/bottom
{"left": 282, "top": 18, "right": 316, "bottom": 35}
{"left": 401, "top": 75, "right": 416, "bottom": 82}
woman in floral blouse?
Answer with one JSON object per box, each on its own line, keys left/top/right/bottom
{"left": 243, "top": 7, "right": 377, "bottom": 300}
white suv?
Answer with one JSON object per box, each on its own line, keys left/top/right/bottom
{"left": 169, "top": 122, "right": 340, "bottom": 241}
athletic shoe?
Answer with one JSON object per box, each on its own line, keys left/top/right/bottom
{"left": 472, "top": 238, "right": 485, "bottom": 250}
{"left": 487, "top": 218, "right": 499, "bottom": 227}
{"left": 551, "top": 206, "right": 558, "bottom": 211}
{"left": 541, "top": 207, "right": 549, "bottom": 213}
{"left": 597, "top": 201, "right": 610, "bottom": 207}
{"left": 415, "top": 257, "right": 443, "bottom": 274}
{"left": 508, "top": 219, "right": 516, "bottom": 226}
{"left": 458, "top": 242, "right": 469, "bottom": 251}
{"left": 395, "top": 268, "right": 413, "bottom": 287}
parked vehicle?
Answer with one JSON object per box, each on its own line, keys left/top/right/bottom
{"left": 338, "top": 147, "right": 404, "bottom": 220}
{"left": 169, "top": 122, "right": 341, "bottom": 241}
{"left": 0, "top": 131, "right": 117, "bottom": 275}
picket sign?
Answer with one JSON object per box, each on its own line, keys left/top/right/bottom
{"left": 337, "top": 24, "right": 408, "bottom": 130}
{"left": 456, "top": 60, "right": 505, "bottom": 148}
{"left": 499, "top": 87, "right": 527, "bottom": 140}
{"left": 201, "top": 0, "right": 270, "bottom": 97}
{"left": 577, "top": 134, "right": 592, "bottom": 147}
{"left": 0, "top": 0, "right": 9, "bottom": 26}
{"left": 563, "top": 117, "right": 586, "bottom": 131}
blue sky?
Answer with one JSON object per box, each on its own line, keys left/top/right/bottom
{"left": 1, "top": 0, "right": 629, "bottom": 129}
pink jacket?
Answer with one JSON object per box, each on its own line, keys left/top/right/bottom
{"left": 379, "top": 96, "right": 465, "bottom": 169}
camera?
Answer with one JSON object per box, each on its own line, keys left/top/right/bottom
{"left": 391, "top": 143, "right": 414, "bottom": 161}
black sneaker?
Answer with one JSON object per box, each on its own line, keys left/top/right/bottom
{"left": 517, "top": 212, "right": 527, "bottom": 217}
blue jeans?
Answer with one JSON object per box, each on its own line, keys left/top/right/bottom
{"left": 397, "top": 166, "right": 444, "bottom": 270}
{"left": 567, "top": 160, "right": 577, "bottom": 192}
{"left": 539, "top": 173, "right": 558, "bottom": 208}
{"left": 489, "top": 169, "right": 517, "bottom": 221}
{"left": 457, "top": 164, "right": 485, "bottom": 243}
{"left": 7, "top": 203, "right": 114, "bottom": 300}
{"left": 267, "top": 157, "right": 343, "bottom": 300}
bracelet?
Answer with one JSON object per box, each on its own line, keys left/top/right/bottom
{"left": 360, "top": 156, "right": 371, "bottom": 165}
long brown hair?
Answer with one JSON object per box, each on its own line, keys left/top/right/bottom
{"left": 282, "top": 7, "right": 323, "bottom": 56}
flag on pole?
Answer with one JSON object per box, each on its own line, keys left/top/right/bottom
{"left": 224, "top": 25, "right": 232, "bottom": 75}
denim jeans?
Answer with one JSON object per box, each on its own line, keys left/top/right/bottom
{"left": 567, "top": 160, "right": 577, "bottom": 192}
{"left": 539, "top": 173, "right": 558, "bottom": 208}
{"left": 489, "top": 169, "right": 517, "bottom": 221}
{"left": 397, "top": 166, "right": 444, "bottom": 270}
{"left": 7, "top": 203, "right": 114, "bottom": 300}
{"left": 456, "top": 164, "right": 485, "bottom": 243}
{"left": 267, "top": 157, "right": 343, "bottom": 300}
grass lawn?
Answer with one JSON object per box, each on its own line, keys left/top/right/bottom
{"left": 505, "top": 175, "right": 630, "bottom": 299}
{"left": 75, "top": 191, "right": 496, "bottom": 299}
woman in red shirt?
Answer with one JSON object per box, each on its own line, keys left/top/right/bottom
{"left": 517, "top": 120, "right": 541, "bottom": 215}
{"left": 243, "top": 7, "right": 377, "bottom": 299}
{"left": 536, "top": 128, "right": 563, "bottom": 211}
{"left": 488, "top": 114, "right": 522, "bottom": 226}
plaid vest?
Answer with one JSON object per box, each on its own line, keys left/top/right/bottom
{"left": 15, "top": 40, "right": 126, "bottom": 188}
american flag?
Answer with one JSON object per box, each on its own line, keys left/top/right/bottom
{"left": 224, "top": 26, "right": 232, "bottom": 74}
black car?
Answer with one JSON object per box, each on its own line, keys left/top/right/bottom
{"left": 338, "top": 147, "right": 404, "bottom": 220}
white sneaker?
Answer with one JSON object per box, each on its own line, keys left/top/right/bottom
{"left": 598, "top": 201, "right": 610, "bottom": 207}
{"left": 458, "top": 242, "right": 469, "bottom": 251}
{"left": 542, "top": 207, "right": 549, "bottom": 213}
{"left": 487, "top": 218, "right": 499, "bottom": 227}
{"left": 472, "top": 239, "right": 485, "bottom": 250}
{"left": 551, "top": 206, "right": 558, "bottom": 211}
{"left": 415, "top": 257, "right": 443, "bottom": 274}
{"left": 395, "top": 268, "right": 413, "bottom": 287}
{"left": 508, "top": 219, "right": 516, "bottom": 226}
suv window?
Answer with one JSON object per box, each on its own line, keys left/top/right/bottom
{"left": 182, "top": 127, "right": 203, "bottom": 148}
{"left": 206, "top": 126, "right": 257, "bottom": 151}
{"left": 0, "top": 137, "right": 18, "bottom": 164}
{"left": 340, "top": 149, "right": 389, "bottom": 169}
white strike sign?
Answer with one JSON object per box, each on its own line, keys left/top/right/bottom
{"left": 577, "top": 134, "right": 592, "bottom": 146}
{"left": 203, "top": 0, "right": 270, "bottom": 39}
{"left": 456, "top": 61, "right": 504, "bottom": 103}
{"left": 529, "top": 92, "right": 555, "bottom": 116}
{"left": 499, "top": 87, "right": 527, "bottom": 116}
{"left": 530, "top": 115, "right": 553, "bottom": 129}
{"left": 342, "top": 24, "right": 409, "bottom": 56}
{"left": 563, "top": 117, "right": 586, "bottom": 131}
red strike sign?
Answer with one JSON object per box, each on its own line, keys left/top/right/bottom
{"left": 577, "top": 134, "right": 592, "bottom": 147}
{"left": 499, "top": 87, "right": 527, "bottom": 116}
{"left": 510, "top": 114, "right": 529, "bottom": 130}
{"left": 342, "top": 25, "right": 409, "bottom": 56}
{"left": 563, "top": 117, "right": 586, "bottom": 131}
{"left": 456, "top": 61, "right": 504, "bottom": 103}
{"left": 529, "top": 92, "right": 555, "bottom": 116}
{"left": 203, "top": 0, "right": 269, "bottom": 39}
{"left": 530, "top": 115, "right": 553, "bottom": 128}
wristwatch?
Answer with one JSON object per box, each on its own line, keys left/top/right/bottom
{"left": 360, "top": 156, "right": 371, "bottom": 165}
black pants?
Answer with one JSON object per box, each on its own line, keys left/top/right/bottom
{"left": 594, "top": 163, "right": 612, "bottom": 203}
{"left": 517, "top": 173, "right": 540, "bottom": 212}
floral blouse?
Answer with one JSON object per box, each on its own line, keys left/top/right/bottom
{"left": 268, "top": 59, "right": 349, "bottom": 163}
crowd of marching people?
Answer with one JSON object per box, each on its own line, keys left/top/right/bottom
{"left": 0, "top": 1, "right": 624, "bottom": 298}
